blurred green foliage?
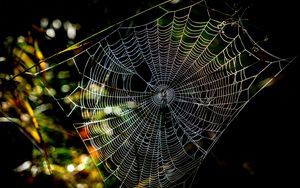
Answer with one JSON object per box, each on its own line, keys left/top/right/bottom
{"left": 0, "top": 18, "right": 104, "bottom": 187}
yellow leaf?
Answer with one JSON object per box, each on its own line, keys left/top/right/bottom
{"left": 13, "top": 48, "right": 36, "bottom": 73}
{"left": 23, "top": 100, "right": 39, "bottom": 130}
{"left": 34, "top": 40, "right": 44, "bottom": 60}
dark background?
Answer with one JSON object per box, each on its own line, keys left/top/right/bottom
{"left": 0, "top": 0, "right": 299, "bottom": 187}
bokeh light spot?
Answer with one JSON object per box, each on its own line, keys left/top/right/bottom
{"left": 46, "top": 28, "right": 55, "bottom": 38}
{"left": 40, "top": 17, "right": 49, "bottom": 28}
{"left": 52, "top": 19, "right": 62, "bottom": 30}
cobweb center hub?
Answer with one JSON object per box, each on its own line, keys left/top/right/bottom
{"left": 152, "top": 85, "right": 175, "bottom": 107}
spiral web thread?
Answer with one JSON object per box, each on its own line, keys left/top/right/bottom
{"left": 32, "top": 0, "right": 293, "bottom": 187}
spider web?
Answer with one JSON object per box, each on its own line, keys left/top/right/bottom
{"left": 28, "top": 0, "right": 293, "bottom": 187}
